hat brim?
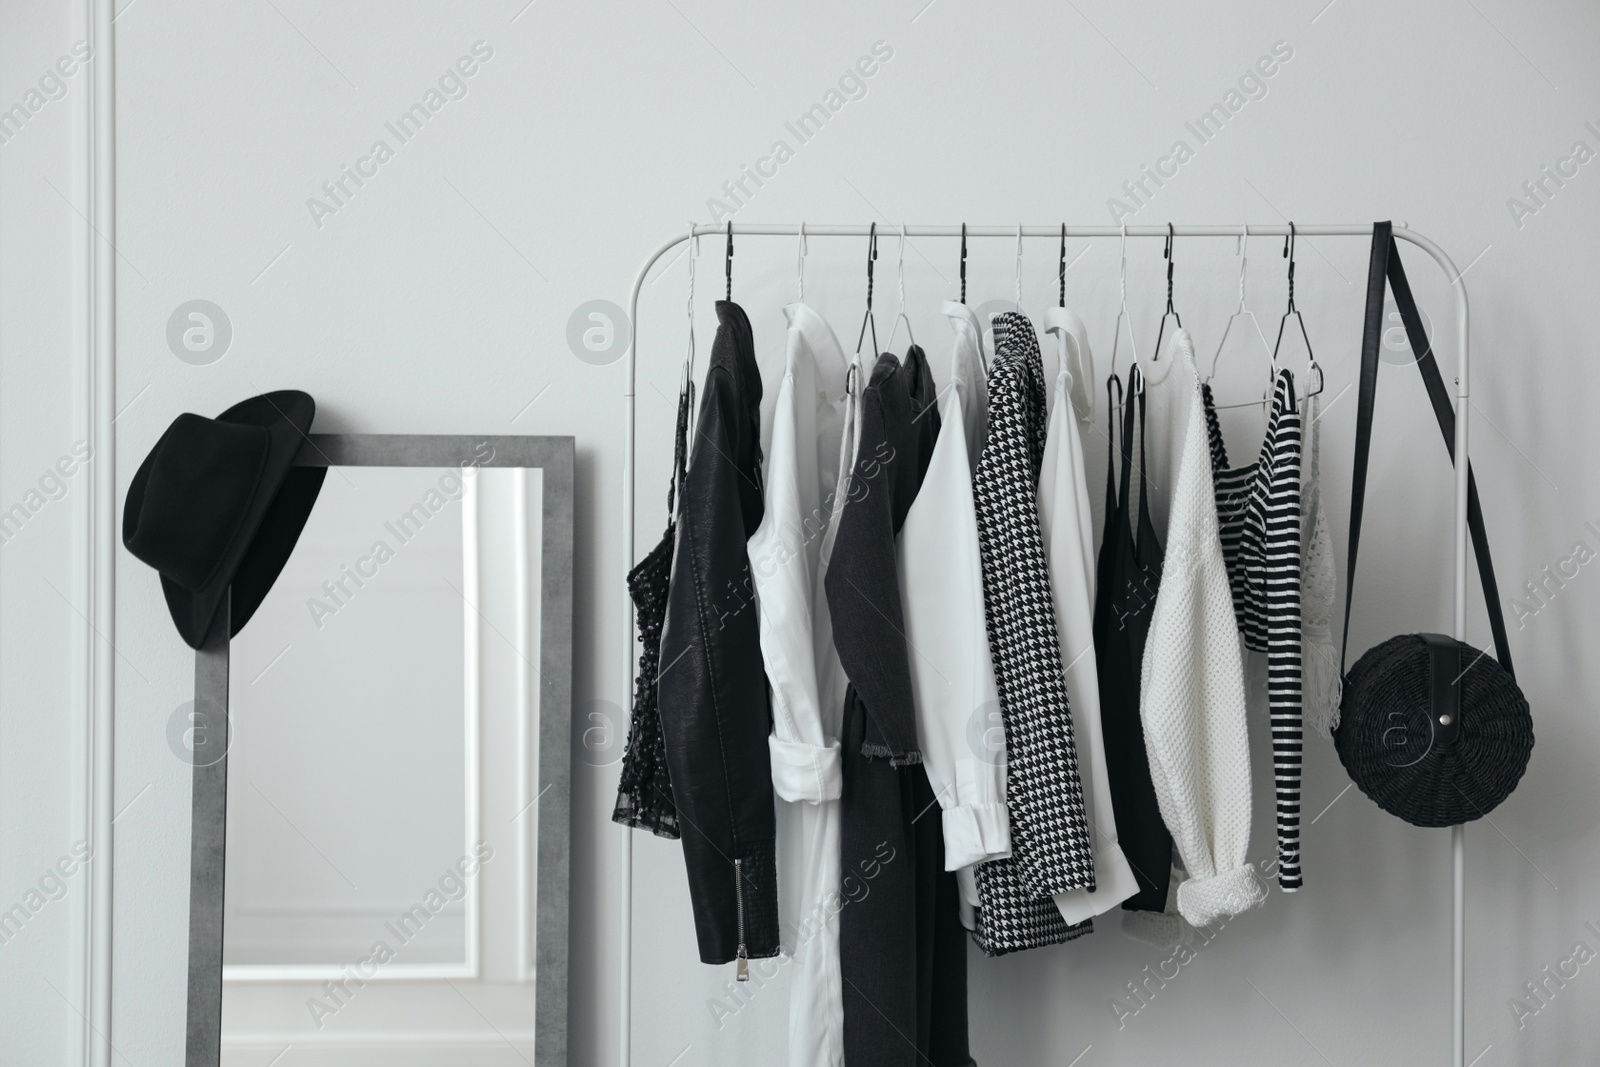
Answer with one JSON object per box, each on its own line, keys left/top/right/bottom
{"left": 160, "top": 391, "right": 321, "bottom": 649}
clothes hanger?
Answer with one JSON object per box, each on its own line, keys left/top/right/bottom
{"left": 796, "top": 220, "right": 806, "bottom": 302}
{"left": 959, "top": 223, "right": 968, "bottom": 304}
{"left": 673, "top": 221, "right": 699, "bottom": 509}
{"left": 977, "top": 224, "right": 1025, "bottom": 358}
{"left": 684, "top": 222, "right": 699, "bottom": 391}
{"left": 951, "top": 222, "right": 988, "bottom": 374}
{"left": 724, "top": 220, "right": 733, "bottom": 302}
{"left": 1058, "top": 223, "right": 1067, "bottom": 310}
{"left": 1049, "top": 223, "right": 1095, "bottom": 420}
{"left": 1108, "top": 224, "right": 1141, "bottom": 393}
{"left": 1208, "top": 224, "right": 1279, "bottom": 411}
{"left": 1151, "top": 222, "right": 1182, "bottom": 360}
{"left": 1014, "top": 223, "right": 1024, "bottom": 313}
{"left": 1270, "top": 222, "right": 1325, "bottom": 399}
{"left": 886, "top": 223, "right": 916, "bottom": 354}
{"left": 976, "top": 223, "right": 1025, "bottom": 360}
{"left": 854, "top": 221, "right": 880, "bottom": 357}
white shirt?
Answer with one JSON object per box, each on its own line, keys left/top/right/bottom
{"left": 748, "top": 302, "right": 850, "bottom": 1067}
{"left": 899, "top": 301, "right": 1011, "bottom": 913}
{"left": 1137, "top": 328, "right": 1265, "bottom": 927}
{"left": 1039, "top": 307, "right": 1140, "bottom": 925}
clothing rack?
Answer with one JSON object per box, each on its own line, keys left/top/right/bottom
{"left": 619, "top": 223, "right": 1474, "bottom": 1067}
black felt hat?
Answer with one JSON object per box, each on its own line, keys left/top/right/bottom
{"left": 123, "top": 391, "right": 326, "bottom": 649}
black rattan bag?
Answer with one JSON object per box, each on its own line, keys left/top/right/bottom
{"left": 1333, "top": 223, "right": 1533, "bottom": 829}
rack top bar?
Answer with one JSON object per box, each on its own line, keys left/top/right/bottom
{"left": 684, "top": 223, "right": 1392, "bottom": 238}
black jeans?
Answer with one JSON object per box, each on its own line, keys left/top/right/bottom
{"left": 839, "top": 692, "right": 974, "bottom": 1067}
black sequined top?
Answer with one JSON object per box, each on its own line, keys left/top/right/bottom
{"left": 611, "top": 381, "right": 693, "bottom": 838}
{"left": 613, "top": 525, "right": 679, "bottom": 837}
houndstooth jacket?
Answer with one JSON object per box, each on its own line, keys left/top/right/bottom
{"left": 970, "top": 310, "right": 1097, "bottom": 955}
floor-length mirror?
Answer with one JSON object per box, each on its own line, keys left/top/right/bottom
{"left": 207, "top": 437, "right": 572, "bottom": 1067}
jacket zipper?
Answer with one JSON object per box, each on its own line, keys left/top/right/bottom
{"left": 733, "top": 858, "right": 749, "bottom": 981}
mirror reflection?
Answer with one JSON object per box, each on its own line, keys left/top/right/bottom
{"left": 219, "top": 462, "right": 550, "bottom": 1066}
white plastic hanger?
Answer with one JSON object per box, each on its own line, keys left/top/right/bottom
{"left": 1207, "top": 225, "right": 1278, "bottom": 411}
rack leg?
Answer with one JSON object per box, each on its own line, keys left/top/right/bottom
{"left": 621, "top": 827, "right": 632, "bottom": 1067}
{"left": 1453, "top": 824, "right": 1465, "bottom": 1067}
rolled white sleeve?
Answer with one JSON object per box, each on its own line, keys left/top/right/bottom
{"left": 769, "top": 735, "right": 842, "bottom": 804}
{"left": 941, "top": 757, "right": 1010, "bottom": 869}
{"left": 900, "top": 383, "right": 1012, "bottom": 876}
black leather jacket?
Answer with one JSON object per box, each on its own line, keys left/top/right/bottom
{"left": 657, "top": 300, "right": 777, "bottom": 967}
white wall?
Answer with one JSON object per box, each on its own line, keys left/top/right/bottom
{"left": 4, "top": 0, "right": 1600, "bottom": 1064}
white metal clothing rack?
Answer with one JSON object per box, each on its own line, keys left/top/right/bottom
{"left": 619, "top": 223, "right": 1474, "bottom": 1067}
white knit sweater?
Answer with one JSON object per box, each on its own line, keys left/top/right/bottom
{"left": 1138, "top": 329, "right": 1265, "bottom": 927}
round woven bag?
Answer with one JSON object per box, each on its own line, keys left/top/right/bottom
{"left": 1335, "top": 634, "right": 1533, "bottom": 828}
{"left": 1334, "top": 223, "right": 1536, "bottom": 830}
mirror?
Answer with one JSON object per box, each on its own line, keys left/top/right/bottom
{"left": 180, "top": 436, "right": 573, "bottom": 1067}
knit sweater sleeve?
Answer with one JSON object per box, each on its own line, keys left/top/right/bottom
{"left": 1139, "top": 348, "right": 1265, "bottom": 927}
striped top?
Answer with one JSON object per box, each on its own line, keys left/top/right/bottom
{"left": 1203, "top": 370, "right": 1304, "bottom": 891}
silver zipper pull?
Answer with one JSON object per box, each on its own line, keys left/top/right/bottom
{"left": 736, "top": 951, "right": 749, "bottom": 982}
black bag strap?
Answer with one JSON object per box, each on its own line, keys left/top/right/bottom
{"left": 1342, "top": 221, "right": 1514, "bottom": 678}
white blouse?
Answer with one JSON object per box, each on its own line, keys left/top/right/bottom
{"left": 1039, "top": 307, "right": 1140, "bottom": 926}
{"left": 748, "top": 301, "right": 850, "bottom": 1067}
{"left": 899, "top": 300, "right": 1011, "bottom": 913}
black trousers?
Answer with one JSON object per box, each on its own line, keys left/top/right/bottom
{"left": 839, "top": 691, "right": 974, "bottom": 1067}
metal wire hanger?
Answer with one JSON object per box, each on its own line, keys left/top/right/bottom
{"left": 1050, "top": 223, "right": 1096, "bottom": 420}
{"left": 1271, "top": 221, "right": 1325, "bottom": 398}
{"left": 1058, "top": 223, "right": 1068, "bottom": 309}
{"left": 1209, "top": 224, "right": 1279, "bottom": 411}
{"left": 854, "top": 222, "right": 880, "bottom": 357}
{"left": 1108, "top": 223, "right": 1141, "bottom": 389}
{"left": 1152, "top": 222, "right": 1182, "bottom": 359}
{"left": 958, "top": 223, "right": 968, "bottom": 304}
{"left": 673, "top": 221, "right": 700, "bottom": 507}
{"left": 886, "top": 223, "right": 916, "bottom": 354}
{"left": 683, "top": 222, "right": 700, "bottom": 391}
{"left": 1013, "top": 223, "right": 1024, "bottom": 312}
{"left": 795, "top": 221, "right": 806, "bottom": 301}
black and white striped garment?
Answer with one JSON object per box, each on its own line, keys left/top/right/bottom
{"left": 970, "top": 311, "right": 1097, "bottom": 955}
{"left": 1202, "top": 370, "right": 1304, "bottom": 891}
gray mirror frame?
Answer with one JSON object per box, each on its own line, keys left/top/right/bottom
{"left": 184, "top": 434, "right": 574, "bottom": 1066}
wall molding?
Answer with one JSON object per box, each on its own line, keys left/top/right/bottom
{"left": 79, "top": 0, "right": 116, "bottom": 1065}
